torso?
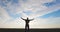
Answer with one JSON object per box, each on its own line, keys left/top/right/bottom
{"left": 25, "top": 20, "right": 30, "bottom": 24}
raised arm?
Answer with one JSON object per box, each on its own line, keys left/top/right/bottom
{"left": 21, "top": 17, "right": 26, "bottom": 20}
{"left": 29, "top": 18, "right": 34, "bottom": 21}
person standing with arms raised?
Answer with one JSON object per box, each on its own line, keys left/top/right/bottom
{"left": 21, "top": 17, "right": 34, "bottom": 32}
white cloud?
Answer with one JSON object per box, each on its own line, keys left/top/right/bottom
{"left": 0, "top": 17, "right": 25, "bottom": 28}
{"left": 0, "top": 7, "right": 11, "bottom": 22}
{"left": 18, "top": 0, "right": 60, "bottom": 18}
{"left": 29, "top": 17, "right": 60, "bottom": 28}
{"left": 0, "top": 6, "right": 13, "bottom": 28}
{"left": 1, "top": 0, "right": 59, "bottom": 19}
{"left": 1, "top": 16, "right": 60, "bottom": 28}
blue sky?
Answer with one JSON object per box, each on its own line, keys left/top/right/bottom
{"left": 0, "top": 0, "right": 60, "bottom": 28}
{"left": 40, "top": 9, "right": 60, "bottom": 18}
{"left": 43, "top": 0, "right": 60, "bottom": 7}
{"left": 1, "top": 0, "right": 60, "bottom": 19}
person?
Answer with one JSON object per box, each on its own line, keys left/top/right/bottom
{"left": 21, "top": 17, "right": 34, "bottom": 32}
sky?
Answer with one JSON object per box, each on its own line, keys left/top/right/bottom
{"left": 0, "top": 0, "right": 60, "bottom": 29}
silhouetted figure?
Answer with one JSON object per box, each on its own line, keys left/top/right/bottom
{"left": 21, "top": 17, "right": 34, "bottom": 32}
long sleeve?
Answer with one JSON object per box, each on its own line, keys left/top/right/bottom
{"left": 29, "top": 19, "right": 34, "bottom": 21}
{"left": 21, "top": 17, "right": 26, "bottom": 20}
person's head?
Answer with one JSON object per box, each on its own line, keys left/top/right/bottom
{"left": 27, "top": 17, "right": 29, "bottom": 20}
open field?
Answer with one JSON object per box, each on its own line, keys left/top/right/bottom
{"left": 0, "top": 28, "right": 60, "bottom": 32}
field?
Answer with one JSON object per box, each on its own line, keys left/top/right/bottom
{"left": 0, "top": 28, "right": 60, "bottom": 32}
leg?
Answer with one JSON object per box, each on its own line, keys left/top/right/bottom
{"left": 27, "top": 24, "right": 30, "bottom": 32}
{"left": 28, "top": 24, "right": 29, "bottom": 30}
{"left": 25, "top": 24, "right": 27, "bottom": 32}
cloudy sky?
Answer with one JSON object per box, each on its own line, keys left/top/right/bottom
{"left": 0, "top": 0, "right": 60, "bottom": 28}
